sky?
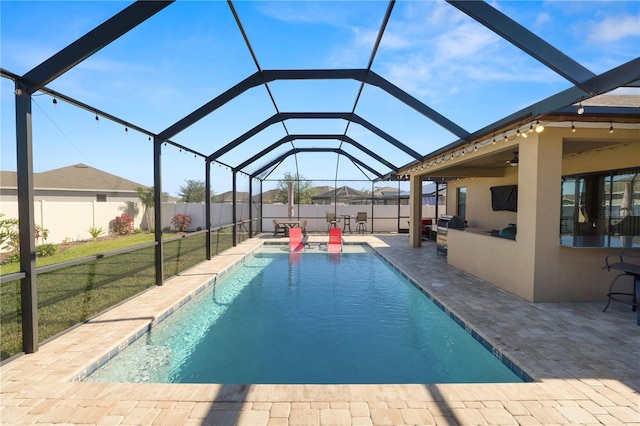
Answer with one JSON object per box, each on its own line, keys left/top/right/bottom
{"left": 1, "top": 0, "right": 639, "bottom": 196}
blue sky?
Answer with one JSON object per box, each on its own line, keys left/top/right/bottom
{"left": 1, "top": 1, "right": 639, "bottom": 196}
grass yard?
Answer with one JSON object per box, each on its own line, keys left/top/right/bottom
{"left": 1, "top": 230, "right": 241, "bottom": 361}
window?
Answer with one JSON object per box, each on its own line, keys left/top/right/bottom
{"left": 457, "top": 187, "right": 467, "bottom": 219}
{"left": 561, "top": 168, "right": 639, "bottom": 248}
{"left": 96, "top": 194, "right": 107, "bottom": 202}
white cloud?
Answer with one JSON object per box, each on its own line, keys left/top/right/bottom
{"left": 586, "top": 15, "right": 640, "bottom": 43}
{"left": 534, "top": 12, "right": 552, "bottom": 28}
{"left": 256, "top": 2, "right": 352, "bottom": 26}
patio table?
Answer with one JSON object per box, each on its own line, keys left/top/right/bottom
{"left": 278, "top": 220, "right": 300, "bottom": 236}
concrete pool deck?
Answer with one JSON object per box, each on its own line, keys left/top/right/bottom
{"left": 1, "top": 234, "right": 638, "bottom": 425}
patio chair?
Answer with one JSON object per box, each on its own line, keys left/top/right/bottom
{"left": 300, "top": 219, "right": 308, "bottom": 236}
{"left": 328, "top": 227, "right": 342, "bottom": 253}
{"left": 289, "top": 227, "right": 305, "bottom": 252}
{"left": 603, "top": 251, "right": 639, "bottom": 316}
{"left": 326, "top": 211, "right": 340, "bottom": 232}
{"left": 273, "top": 219, "right": 286, "bottom": 237}
{"left": 355, "top": 212, "right": 367, "bottom": 235}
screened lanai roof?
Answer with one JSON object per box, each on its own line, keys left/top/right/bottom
{"left": 1, "top": 1, "right": 639, "bottom": 195}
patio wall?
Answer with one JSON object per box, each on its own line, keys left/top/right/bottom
{"left": 441, "top": 128, "right": 639, "bottom": 303}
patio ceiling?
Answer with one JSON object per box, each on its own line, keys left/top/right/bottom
{"left": 2, "top": 0, "right": 639, "bottom": 185}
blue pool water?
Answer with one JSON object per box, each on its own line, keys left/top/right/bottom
{"left": 86, "top": 245, "right": 525, "bottom": 384}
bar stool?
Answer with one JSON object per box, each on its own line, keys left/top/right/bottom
{"left": 355, "top": 212, "right": 367, "bottom": 235}
{"left": 342, "top": 215, "right": 352, "bottom": 233}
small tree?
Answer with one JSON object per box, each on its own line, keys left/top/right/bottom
{"left": 178, "top": 179, "right": 206, "bottom": 203}
{"left": 273, "top": 172, "right": 316, "bottom": 204}
{"left": 136, "top": 186, "right": 155, "bottom": 231}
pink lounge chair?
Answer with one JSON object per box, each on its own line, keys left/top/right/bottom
{"left": 328, "top": 227, "right": 342, "bottom": 253}
{"left": 289, "top": 227, "right": 304, "bottom": 252}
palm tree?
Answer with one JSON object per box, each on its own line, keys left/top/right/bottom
{"left": 136, "top": 186, "right": 155, "bottom": 231}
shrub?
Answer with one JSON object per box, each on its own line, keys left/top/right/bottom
{"left": 109, "top": 214, "right": 134, "bottom": 235}
{"left": 88, "top": 226, "right": 105, "bottom": 241}
{"left": 36, "top": 243, "right": 58, "bottom": 258}
{"left": 171, "top": 214, "right": 191, "bottom": 232}
{"left": 134, "top": 228, "right": 143, "bottom": 234}
{"left": 0, "top": 214, "right": 50, "bottom": 252}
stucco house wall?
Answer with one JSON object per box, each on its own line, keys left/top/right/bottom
{"left": 425, "top": 127, "right": 639, "bottom": 303}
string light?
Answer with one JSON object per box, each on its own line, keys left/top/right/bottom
{"left": 571, "top": 121, "right": 576, "bottom": 133}
{"left": 609, "top": 122, "right": 614, "bottom": 133}
{"left": 535, "top": 119, "right": 544, "bottom": 133}
{"left": 577, "top": 102, "right": 584, "bottom": 115}
{"left": 125, "top": 127, "right": 128, "bottom": 133}
{"left": 95, "top": 114, "right": 99, "bottom": 122}
{"left": 52, "top": 98, "right": 57, "bottom": 107}
{"left": 528, "top": 123, "right": 534, "bottom": 133}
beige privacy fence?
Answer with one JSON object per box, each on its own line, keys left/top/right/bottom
{"left": 0, "top": 201, "right": 437, "bottom": 248}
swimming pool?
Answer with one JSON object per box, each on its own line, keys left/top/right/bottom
{"left": 85, "top": 244, "right": 527, "bottom": 384}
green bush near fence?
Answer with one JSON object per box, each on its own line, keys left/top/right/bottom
{"left": 1, "top": 227, "right": 242, "bottom": 361}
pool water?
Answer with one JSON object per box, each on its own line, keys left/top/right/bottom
{"left": 86, "top": 245, "right": 524, "bottom": 384}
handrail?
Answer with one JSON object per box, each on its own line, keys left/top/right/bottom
{"left": 0, "top": 272, "right": 26, "bottom": 284}
{"left": 163, "top": 229, "right": 209, "bottom": 244}
{"left": 1, "top": 224, "right": 252, "bottom": 283}
{"left": 0, "top": 240, "right": 160, "bottom": 282}
{"left": 36, "top": 241, "right": 158, "bottom": 274}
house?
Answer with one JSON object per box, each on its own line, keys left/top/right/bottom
{"left": 405, "top": 94, "right": 640, "bottom": 303}
{"left": 0, "top": 163, "right": 145, "bottom": 203}
{"left": 0, "top": 164, "right": 148, "bottom": 244}
{"left": 311, "top": 186, "right": 369, "bottom": 205}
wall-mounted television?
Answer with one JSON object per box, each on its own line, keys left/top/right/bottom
{"left": 490, "top": 185, "right": 518, "bottom": 212}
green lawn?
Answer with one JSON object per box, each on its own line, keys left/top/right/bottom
{"left": 0, "top": 231, "right": 240, "bottom": 361}
{"left": 0, "top": 233, "right": 156, "bottom": 275}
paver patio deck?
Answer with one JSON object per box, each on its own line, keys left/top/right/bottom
{"left": 1, "top": 234, "right": 638, "bottom": 425}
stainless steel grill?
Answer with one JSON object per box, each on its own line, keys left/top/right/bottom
{"left": 436, "top": 215, "right": 466, "bottom": 256}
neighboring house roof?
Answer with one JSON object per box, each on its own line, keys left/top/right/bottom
{"left": 216, "top": 191, "right": 252, "bottom": 203}
{"left": 0, "top": 163, "right": 145, "bottom": 192}
{"left": 312, "top": 186, "right": 368, "bottom": 201}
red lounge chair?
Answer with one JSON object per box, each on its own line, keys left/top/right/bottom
{"left": 328, "top": 227, "right": 342, "bottom": 253}
{"left": 289, "top": 227, "right": 304, "bottom": 252}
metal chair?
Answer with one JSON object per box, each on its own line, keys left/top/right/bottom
{"left": 355, "top": 212, "right": 367, "bottom": 235}
{"left": 326, "top": 212, "right": 340, "bottom": 232}
{"left": 273, "top": 219, "right": 286, "bottom": 237}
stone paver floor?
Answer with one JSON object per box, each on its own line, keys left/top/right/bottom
{"left": 1, "top": 234, "right": 638, "bottom": 425}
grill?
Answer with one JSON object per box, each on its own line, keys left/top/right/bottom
{"left": 436, "top": 215, "right": 466, "bottom": 255}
